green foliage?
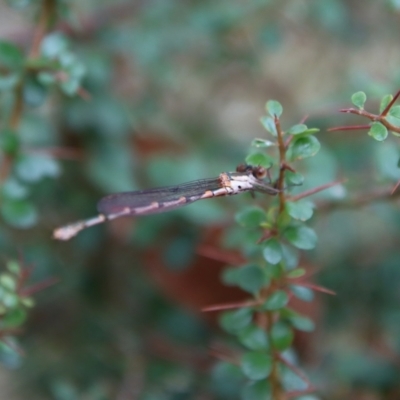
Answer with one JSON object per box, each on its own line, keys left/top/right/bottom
{"left": 241, "top": 351, "right": 273, "bottom": 380}
{"left": 351, "top": 91, "right": 366, "bottom": 109}
{"left": 368, "top": 122, "right": 388, "bottom": 141}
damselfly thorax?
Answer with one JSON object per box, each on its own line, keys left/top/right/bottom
{"left": 53, "top": 164, "right": 278, "bottom": 241}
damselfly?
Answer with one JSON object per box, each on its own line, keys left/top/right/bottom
{"left": 53, "top": 164, "right": 279, "bottom": 241}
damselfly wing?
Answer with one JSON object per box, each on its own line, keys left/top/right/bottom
{"left": 53, "top": 164, "right": 279, "bottom": 241}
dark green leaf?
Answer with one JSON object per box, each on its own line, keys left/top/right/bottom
{"left": 238, "top": 325, "right": 269, "bottom": 351}
{"left": 289, "top": 136, "right": 321, "bottom": 160}
{"left": 219, "top": 308, "right": 253, "bottom": 334}
{"left": 284, "top": 225, "right": 317, "bottom": 250}
{"left": 379, "top": 94, "right": 392, "bottom": 113}
{"left": 271, "top": 322, "right": 294, "bottom": 350}
{"left": 235, "top": 206, "right": 266, "bottom": 229}
{"left": 245, "top": 152, "right": 273, "bottom": 168}
{"left": 351, "top": 91, "right": 366, "bottom": 109}
{"left": 287, "top": 124, "right": 307, "bottom": 135}
{"left": 0, "top": 129, "right": 19, "bottom": 155}
{"left": 241, "top": 351, "right": 272, "bottom": 380}
{"left": 260, "top": 116, "right": 277, "bottom": 136}
{"left": 212, "top": 362, "right": 243, "bottom": 398}
{"left": 285, "top": 171, "right": 304, "bottom": 186}
{"left": 263, "top": 290, "right": 288, "bottom": 310}
{"left": 289, "top": 314, "right": 315, "bottom": 332}
{"left": 290, "top": 285, "right": 314, "bottom": 302}
{"left": 1, "top": 308, "right": 27, "bottom": 328}
{"left": 263, "top": 238, "right": 282, "bottom": 265}
{"left": 266, "top": 100, "right": 282, "bottom": 117}
{"left": 234, "top": 264, "right": 268, "bottom": 294}
{"left": 285, "top": 200, "right": 314, "bottom": 221}
{"left": 368, "top": 122, "right": 388, "bottom": 141}
{"left": 1, "top": 199, "right": 37, "bottom": 228}
{"left": 0, "top": 41, "right": 24, "bottom": 70}
{"left": 241, "top": 380, "right": 271, "bottom": 400}
{"left": 15, "top": 154, "right": 60, "bottom": 182}
{"left": 23, "top": 78, "right": 48, "bottom": 107}
{"left": 281, "top": 244, "right": 299, "bottom": 269}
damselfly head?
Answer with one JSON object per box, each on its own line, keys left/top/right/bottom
{"left": 235, "top": 164, "right": 268, "bottom": 180}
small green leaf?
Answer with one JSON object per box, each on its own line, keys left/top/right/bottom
{"left": 241, "top": 351, "right": 272, "bottom": 380}
{"left": 238, "top": 325, "right": 269, "bottom": 350}
{"left": 245, "top": 152, "right": 273, "bottom": 168}
{"left": 287, "top": 124, "right": 307, "bottom": 135}
{"left": 286, "top": 268, "right": 306, "bottom": 278}
{"left": 260, "top": 116, "right": 277, "bottom": 136}
{"left": 284, "top": 225, "right": 317, "bottom": 250}
{"left": 241, "top": 380, "right": 271, "bottom": 400}
{"left": 0, "top": 41, "right": 24, "bottom": 70}
{"left": 263, "top": 290, "right": 288, "bottom": 310}
{"left": 285, "top": 200, "right": 314, "bottom": 221}
{"left": 263, "top": 238, "right": 282, "bottom": 265}
{"left": 289, "top": 136, "right": 321, "bottom": 160}
{"left": 235, "top": 206, "right": 266, "bottom": 229}
{"left": 1, "top": 199, "right": 38, "bottom": 228}
{"left": 40, "top": 32, "right": 69, "bottom": 58}
{"left": 289, "top": 314, "right": 315, "bottom": 332}
{"left": 266, "top": 100, "right": 283, "bottom": 117}
{"left": 2, "top": 308, "right": 27, "bottom": 328}
{"left": 1, "top": 178, "right": 28, "bottom": 200}
{"left": 281, "top": 244, "right": 299, "bottom": 270}
{"left": 15, "top": 154, "right": 60, "bottom": 182}
{"left": 0, "top": 129, "right": 19, "bottom": 155}
{"left": 290, "top": 285, "right": 314, "bottom": 302}
{"left": 233, "top": 264, "right": 268, "bottom": 294}
{"left": 389, "top": 105, "right": 400, "bottom": 119}
{"left": 285, "top": 171, "right": 304, "bottom": 186}
{"left": 219, "top": 308, "right": 253, "bottom": 334}
{"left": 251, "top": 138, "right": 276, "bottom": 148}
{"left": 380, "top": 94, "right": 393, "bottom": 113}
{"left": 271, "top": 322, "right": 293, "bottom": 350}
{"left": 351, "top": 91, "right": 366, "bottom": 109}
{"left": 368, "top": 122, "right": 388, "bottom": 141}
{"left": 386, "top": 115, "right": 400, "bottom": 129}
{"left": 0, "top": 273, "right": 17, "bottom": 291}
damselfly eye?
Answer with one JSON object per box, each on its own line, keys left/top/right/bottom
{"left": 253, "top": 166, "right": 267, "bottom": 179}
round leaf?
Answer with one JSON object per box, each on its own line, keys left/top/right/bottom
{"left": 241, "top": 380, "right": 271, "bottom": 400}
{"left": 289, "top": 314, "right": 315, "bottom": 332}
{"left": 245, "top": 152, "right": 273, "bottom": 168}
{"left": 285, "top": 201, "right": 314, "bottom": 221}
{"left": 234, "top": 264, "right": 267, "bottom": 294}
{"left": 285, "top": 171, "right": 304, "bottom": 186}
{"left": 1, "top": 199, "right": 38, "bottom": 228}
{"left": 263, "top": 238, "right": 282, "bottom": 265}
{"left": 263, "top": 290, "right": 288, "bottom": 310}
{"left": 284, "top": 225, "right": 317, "bottom": 250}
{"left": 266, "top": 100, "right": 282, "bottom": 117}
{"left": 290, "top": 136, "right": 321, "bottom": 160}
{"left": 219, "top": 308, "right": 253, "bottom": 334}
{"left": 351, "top": 91, "right": 366, "bottom": 109}
{"left": 271, "top": 322, "right": 294, "bottom": 350}
{"left": 235, "top": 207, "right": 266, "bottom": 229}
{"left": 290, "top": 285, "right": 314, "bottom": 302}
{"left": 368, "top": 122, "right": 388, "bottom": 141}
{"left": 260, "top": 116, "right": 277, "bottom": 136}
{"left": 15, "top": 155, "right": 60, "bottom": 182}
{"left": 241, "top": 351, "right": 272, "bottom": 380}
{"left": 287, "top": 124, "right": 307, "bottom": 135}
{"left": 238, "top": 325, "right": 269, "bottom": 351}
{"left": 0, "top": 41, "right": 24, "bottom": 70}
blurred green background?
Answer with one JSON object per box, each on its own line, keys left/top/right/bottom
{"left": 1, "top": 0, "right": 400, "bottom": 399}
